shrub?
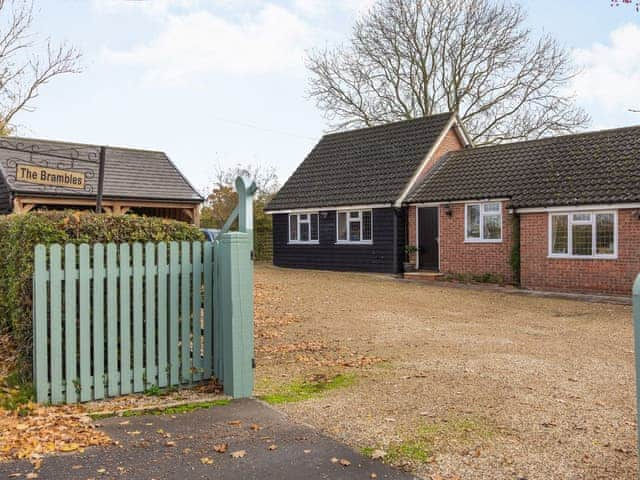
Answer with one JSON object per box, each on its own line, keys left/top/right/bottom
{"left": 0, "top": 211, "right": 204, "bottom": 379}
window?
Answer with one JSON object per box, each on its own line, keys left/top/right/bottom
{"left": 288, "top": 213, "right": 319, "bottom": 244}
{"left": 465, "top": 202, "right": 502, "bottom": 242}
{"left": 549, "top": 211, "right": 616, "bottom": 258}
{"left": 337, "top": 209, "right": 373, "bottom": 244}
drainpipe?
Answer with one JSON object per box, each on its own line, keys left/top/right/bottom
{"left": 392, "top": 207, "right": 402, "bottom": 276}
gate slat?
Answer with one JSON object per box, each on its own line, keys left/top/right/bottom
{"left": 132, "top": 243, "right": 144, "bottom": 392}
{"left": 145, "top": 243, "right": 157, "bottom": 387}
{"left": 106, "top": 244, "right": 119, "bottom": 396}
{"left": 180, "top": 241, "right": 191, "bottom": 383}
{"left": 49, "top": 244, "right": 63, "bottom": 403}
{"left": 191, "top": 241, "right": 202, "bottom": 381}
{"left": 33, "top": 245, "right": 49, "bottom": 403}
{"left": 169, "top": 242, "right": 180, "bottom": 385}
{"left": 202, "top": 242, "right": 213, "bottom": 379}
{"left": 157, "top": 243, "right": 168, "bottom": 387}
{"left": 64, "top": 244, "right": 78, "bottom": 403}
{"left": 119, "top": 243, "right": 131, "bottom": 395}
{"left": 92, "top": 244, "right": 105, "bottom": 400}
{"left": 78, "top": 245, "right": 91, "bottom": 402}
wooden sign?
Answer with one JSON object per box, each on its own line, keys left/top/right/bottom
{"left": 16, "top": 164, "right": 85, "bottom": 189}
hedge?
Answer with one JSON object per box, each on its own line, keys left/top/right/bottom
{"left": 0, "top": 211, "right": 204, "bottom": 379}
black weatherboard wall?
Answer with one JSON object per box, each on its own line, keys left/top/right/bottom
{"left": 273, "top": 208, "right": 405, "bottom": 273}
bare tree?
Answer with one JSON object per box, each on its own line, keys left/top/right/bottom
{"left": 307, "top": 0, "right": 589, "bottom": 144}
{"left": 209, "top": 163, "right": 280, "bottom": 202}
{"left": 0, "top": 0, "right": 81, "bottom": 134}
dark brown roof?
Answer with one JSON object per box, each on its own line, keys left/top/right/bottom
{"left": 407, "top": 125, "right": 640, "bottom": 208}
{"left": 265, "top": 113, "right": 454, "bottom": 211}
{"left": 0, "top": 136, "right": 202, "bottom": 202}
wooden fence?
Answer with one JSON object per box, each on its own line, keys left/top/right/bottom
{"left": 33, "top": 233, "right": 253, "bottom": 404}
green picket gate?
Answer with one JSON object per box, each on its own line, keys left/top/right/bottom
{"left": 32, "top": 234, "right": 253, "bottom": 404}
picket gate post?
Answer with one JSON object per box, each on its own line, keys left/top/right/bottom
{"left": 216, "top": 232, "right": 253, "bottom": 398}
{"left": 633, "top": 274, "right": 640, "bottom": 474}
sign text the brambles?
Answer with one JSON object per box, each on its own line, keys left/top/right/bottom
{"left": 16, "top": 164, "right": 85, "bottom": 189}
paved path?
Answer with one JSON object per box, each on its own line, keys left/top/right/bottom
{"left": 0, "top": 399, "right": 419, "bottom": 480}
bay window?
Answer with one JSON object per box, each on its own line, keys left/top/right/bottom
{"left": 549, "top": 211, "right": 616, "bottom": 258}
{"left": 288, "top": 212, "right": 319, "bottom": 243}
{"left": 465, "top": 202, "right": 502, "bottom": 242}
{"left": 337, "top": 209, "right": 373, "bottom": 244}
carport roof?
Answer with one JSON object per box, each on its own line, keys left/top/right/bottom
{"left": 0, "top": 136, "right": 203, "bottom": 202}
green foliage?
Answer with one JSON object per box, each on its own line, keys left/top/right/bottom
{"left": 0, "top": 211, "right": 204, "bottom": 378}
{"left": 0, "top": 371, "right": 35, "bottom": 413}
{"left": 259, "top": 374, "right": 356, "bottom": 404}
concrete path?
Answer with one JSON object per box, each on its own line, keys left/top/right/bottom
{"left": 0, "top": 399, "right": 419, "bottom": 480}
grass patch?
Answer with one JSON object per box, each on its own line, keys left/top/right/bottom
{"left": 364, "top": 416, "right": 495, "bottom": 466}
{"left": 259, "top": 373, "right": 356, "bottom": 404}
{"left": 89, "top": 399, "right": 230, "bottom": 420}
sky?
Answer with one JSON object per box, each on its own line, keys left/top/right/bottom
{"left": 12, "top": 0, "right": 640, "bottom": 194}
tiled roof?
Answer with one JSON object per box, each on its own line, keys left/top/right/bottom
{"left": 407, "top": 125, "right": 640, "bottom": 208}
{"left": 0, "top": 136, "right": 202, "bottom": 202}
{"left": 265, "top": 113, "right": 454, "bottom": 211}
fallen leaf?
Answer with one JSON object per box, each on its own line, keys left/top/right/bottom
{"left": 370, "top": 474, "right": 378, "bottom": 479}
{"left": 330, "top": 457, "right": 339, "bottom": 463}
{"left": 250, "top": 423, "right": 263, "bottom": 431}
{"left": 127, "top": 431, "right": 141, "bottom": 436}
{"left": 371, "top": 449, "right": 386, "bottom": 459}
{"left": 165, "top": 441, "right": 176, "bottom": 447}
{"left": 97, "top": 468, "right": 106, "bottom": 474}
{"left": 200, "top": 457, "right": 214, "bottom": 465}
{"left": 303, "top": 449, "right": 311, "bottom": 454}
{"left": 231, "top": 450, "right": 246, "bottom": 458}
{"left": 118, "top": 421, "right": 130, "bottom": 425}
{"left": 214, "top": 443, "right": 228, "bottom": 453}
{"left": 268, "top": 444, "right": 278, "bottom": 451}
{"left": 339, "top": 458, "right": 351, "bottom": 466}
{"left": 227, "top": 420, "right": 242, "bottom": 426}
{"left": 25, "top": 474, "right": 38, "bottom": 480}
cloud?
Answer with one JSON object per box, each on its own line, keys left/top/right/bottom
{"left": 93, "top": 0, "right": 201, "bottom": 16}
{"left": 572, "top": 23, "right": 640, "bottom": 120}
{"left": 103, "top": 4, "right": 313, "bottom": 84}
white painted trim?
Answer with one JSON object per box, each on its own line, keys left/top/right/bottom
{"left": 412, "top": 198, "right": 509, "bottom": 207}
{"left": 394, "top": 114, "right": 471, "bottom": 207}
{"left": 464, "top": 201, "right": 503, "bottom": 243}
{"left": 516, "top": 203, "right": 640, "bottom": 214}
{"left": 335, "top": 208, "right": 374, "bottom": 244}
{"left": 287, "top": 212, "right": 319, "bottom": 244}
{"left": 266, "top": 203, "right": 390, "bottom": 214}
{"left": 547, "top": 210, "right": 618, "bottom": 259}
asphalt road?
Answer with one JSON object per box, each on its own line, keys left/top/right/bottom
{"left": 0, "top": 399, "right": 419, "bottom": 480}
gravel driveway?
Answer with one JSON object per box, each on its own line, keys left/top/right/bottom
{"left": 254, "top": 264, "right": 637, "bottom": 480}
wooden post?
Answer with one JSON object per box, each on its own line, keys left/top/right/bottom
{"left": 217, "top": 232, "right": 253, "bottom": 398}
{"left": 633, "top": 274, "right": 640, "bottom": 467}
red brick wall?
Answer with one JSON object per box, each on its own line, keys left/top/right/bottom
{"left": 439, "top": 202, "right": 515, "bottom": 283}
{"left": 406, "top": 126, "right": 464, "bottom": 264}
{"left": 520, "top": 209, "right": 640, "bottom": 295}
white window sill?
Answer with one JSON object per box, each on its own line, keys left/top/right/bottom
{"left": 464, "top": 239, "right": 502, "bottom": 244}
{"left": 547, "top": 254, "right": 617, "bottom": 260}
{"left": 335, "top": 240, "right": 373, "bottom": 245}
{"left": 287, "top": 241, "right": 319, "bottom": 245}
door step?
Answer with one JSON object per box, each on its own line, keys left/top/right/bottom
{"left": 403, "top": 271, "right": 444, "bottom": 281}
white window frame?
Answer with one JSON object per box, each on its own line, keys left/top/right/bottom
{"left": 464, "top": 202, "right": 502, "bottom": 243}
{"left": 288, "top": 212, "right": 319, "bottom": 244}
{"left": 548, "top": 210, "right": 617, "bottom": 259}
{"left": 336, "top": 209, "right": 373, "bottom": 245}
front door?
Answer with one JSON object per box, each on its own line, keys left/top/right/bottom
{"left": 418, "top": 207, "right": 439, "bottom": 270}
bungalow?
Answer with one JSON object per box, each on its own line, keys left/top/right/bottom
{"left": 265, "top": 113, "right": 640, "bottom": 295}
{"left": 0, "top": 136, "right": 203, "bottom": 223}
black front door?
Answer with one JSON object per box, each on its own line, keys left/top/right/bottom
{"left": 418, "top": 207, "right": 439, "bottom": 270}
